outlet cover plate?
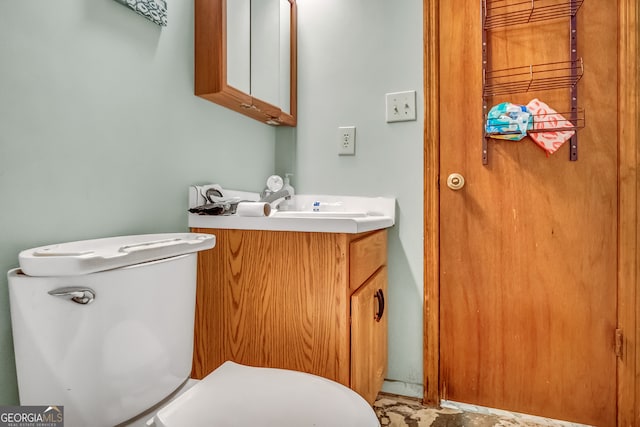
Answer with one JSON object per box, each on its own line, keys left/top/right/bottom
{"left": 386, "top": 90, "right": 417, "bottom": 123}
{"left": 338, "top": 126, "right": 356, "bottom": 156}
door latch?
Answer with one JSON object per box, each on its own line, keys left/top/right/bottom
{"left": 615, "top": 328, "right": 623, "bottom": 358}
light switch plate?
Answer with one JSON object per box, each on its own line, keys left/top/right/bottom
{"left": 385, "top": 90, "right": 417, "bottom": 123}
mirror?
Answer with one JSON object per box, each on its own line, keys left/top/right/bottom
{"left": 227, "top": 0, "right": 291, "bottom": 113}
{"left": 195, "top": 0, "right": 297, "bottom": 126}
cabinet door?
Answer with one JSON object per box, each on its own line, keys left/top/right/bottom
{"left": 191, "top": 228, "right": 352, "bottom": 385}
{"left": 350, "top": 266, "right": 388, "bottom": 404}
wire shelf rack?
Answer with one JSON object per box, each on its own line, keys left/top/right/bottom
{"left": 483, "top": 0, "right": 584, "bottom": 29}
{"left": 481, "top": 0, "right": 583, "bottom": 164}
{"left": 483, "top": 59, "right": 583, "bottom": 97}
{"left": 528, "top": 108, "right": 585, "bottom": 133}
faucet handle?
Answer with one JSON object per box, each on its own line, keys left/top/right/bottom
{"left": 266, "top": 175, "right": 284, "bottom": 192}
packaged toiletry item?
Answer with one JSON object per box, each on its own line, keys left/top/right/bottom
{"left": 526, "top": 98, "right": 575, "bottom": 155}
{"left": 485, "top": 102, "right": 533, "bottom": 141}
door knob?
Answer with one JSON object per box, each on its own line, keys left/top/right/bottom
{"left": 446, "top": 173, "right": 465, "bottom": 190}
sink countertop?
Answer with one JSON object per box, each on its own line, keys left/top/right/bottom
{"left": 188, "top": 185, "right": 395, "bottom": 234}
{"left": 188, "top": 214, "right": 394, "bottom": 234}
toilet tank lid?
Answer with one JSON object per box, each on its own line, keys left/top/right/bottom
{"left": 17, "top": 233, "right": 215, "bottom": 277}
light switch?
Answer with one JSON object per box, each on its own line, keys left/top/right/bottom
{"left": 385, "top": 90, "right": 417, "bottom": 123}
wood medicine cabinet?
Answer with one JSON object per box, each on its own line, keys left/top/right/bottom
{"left": 195, "top": 0, "right": 297, "bottom": 126}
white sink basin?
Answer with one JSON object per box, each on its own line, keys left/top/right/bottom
{"left": 271, "top": 211, "right": 369, "bottom": 218}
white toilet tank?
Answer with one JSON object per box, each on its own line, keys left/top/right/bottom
{"left": 8, "top": 233, "right": 215, "bottom": 427}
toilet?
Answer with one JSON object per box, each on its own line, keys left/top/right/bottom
{"left": 8, "top": 233, "right": 380, "bottom": 427}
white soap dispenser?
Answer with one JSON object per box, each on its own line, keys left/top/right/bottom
{"left": 282, "top": 173, "right": 295, "bottom": 211}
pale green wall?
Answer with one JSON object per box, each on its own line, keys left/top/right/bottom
{"left": 0, "top": 0, "right": 275, "bottom": 404}
{"left": 1, "top": 0, "right": 425, "bottom": 405}
{"left": 293, "top": 0, "right": 424, "bottom": 396}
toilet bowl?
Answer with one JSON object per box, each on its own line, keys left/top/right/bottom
{"left": 151, "top": 361, "right": 378, "bottom": 427}
{"left": 8, "top": 233, "right": 380, "bottom": 427}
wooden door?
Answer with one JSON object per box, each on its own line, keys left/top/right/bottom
{"left": 438, "top": 1, "right": 618, "bottom": 426}
{"left": 351, "top": 266, "right": 388, "bottom": 404}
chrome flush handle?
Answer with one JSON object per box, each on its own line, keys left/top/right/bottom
{"left": 48, "top": 287, "right": 96, "bottom": 305}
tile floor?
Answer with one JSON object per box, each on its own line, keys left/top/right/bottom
{"left": 373, "top": 394, "right": 590, "bottom": 427}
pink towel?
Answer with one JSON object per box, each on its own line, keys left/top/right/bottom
{"left": 526, "top": 99, "right": 575, "bottom": 155}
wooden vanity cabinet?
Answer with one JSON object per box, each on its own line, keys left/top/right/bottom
{"left": 190, "top": 227, "right": 388, "bottom": 404}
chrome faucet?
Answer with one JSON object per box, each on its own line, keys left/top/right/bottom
{"left": 260, "top": 188, "right": 292, "bottom": 208}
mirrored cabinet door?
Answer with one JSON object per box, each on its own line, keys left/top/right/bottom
{"left": 195, "top": 0, "right": 297, "bottom": 126}
{"left": 226, "top": 0, "right": 251, "bottom": 94}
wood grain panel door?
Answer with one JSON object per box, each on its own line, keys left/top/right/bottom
{"left": 351, "top": 266, "right": 388, "bottom": 404}
{"left": 438, "top": 2, "right": 617, "bottom": 426}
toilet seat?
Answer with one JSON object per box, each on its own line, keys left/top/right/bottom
{"left": 154, "top": 361, "right": 380, "bottom": 427}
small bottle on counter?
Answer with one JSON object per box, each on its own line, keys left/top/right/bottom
{"left": 280, "top": 173, "right": 295, "bottom": 211}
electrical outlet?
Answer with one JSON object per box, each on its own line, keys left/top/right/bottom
{"left": 338, "top": 126, "right": 356, "bottom": 156}
{"left": 386, "top": 90, "right": 417, "bottom": 123}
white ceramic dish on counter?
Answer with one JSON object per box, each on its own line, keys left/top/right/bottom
{"left": 188, "top": 185, "right": 395, "bottom": 234}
